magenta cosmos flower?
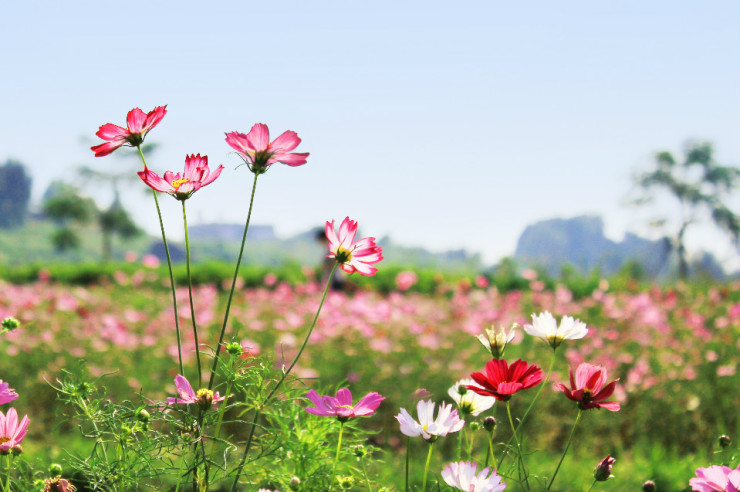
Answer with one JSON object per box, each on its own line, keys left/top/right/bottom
{"left": 225, "top": 123, "right": 309, "bottom": 174}
{"left": 467, "top": 359, "right": 544, "bottom": 401}
{"left": 0, "top": 407, "right": 29, "bottom": 454}
{"left": 690, "top": 465, "right": 740, "bottom": 492}
{"left": 0, "top": 380, "right": 18, "bottom": 405}
{"left": 91, "top": 105, "right": 167, "bottom": 157}
{"left": 305, "top": 388, "right": 384, "bottom": 422}
{"left": 325, "top": 217, "right": 384, "bottom": 276}
{"left": 441, "top": 461, "right": 507, "bottom": 492}
{"left": 553, "top": 362, "right": 620, "bottom": 411}
{"left": 138, "top": 154, "right": 224, "bottom": 201}
{"left": 166, "top": 375, "right": 225, "bottom": 410}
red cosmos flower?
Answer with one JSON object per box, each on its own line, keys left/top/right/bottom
{"left": 467, "top": 359, "right": 544, "bottom": 401}
{"left": 91, "top": 106, "right": 167, "bottom": 157}
{"left": 554, "top": 362, "right": 621, "bottom": 411}
{"left": 325, "top": 217, "right": 384, "bottom": 276}
{"left": 225, "top": 123, "right": 309, "bottom": 174}
{"left": 138, "top": 154, "right": 224, "bottom": 201}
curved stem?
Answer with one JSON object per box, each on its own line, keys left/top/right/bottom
{"left": 182, "top": 201, "right": 202, "bottom": 386}
{"left": 138, "top": 145, "right": 184, "bottom": 376}
{"left": 547, "top": 409, "right": 582, "bottom": 491}
{"left": 360, "top": 455, "right": 373, "bottom": 492}
{"left": 498, "top": 349, "right": 556, "bottom": 468}
{"left": 421, "top": 441, "right": 434, "bottom": 492}
{"left": 587, "top": 479, "right": 597, "bottom": 492}
{"left": 229, "top": 264, "right": 338, "bottom": 492}
{"left": 405, "top": 436, "right": 410, "bottom": 492}
{"left": 506, "top": 401, "right": 530, "bottom": 491}
{"left": 484, "top": 431, "right": 497, "bottom": 470}
{"left": 331, "top": 421, "right": 345, "bottom": 490}
{"left": 208, "top": 173, "right": 259, "bottom": 390}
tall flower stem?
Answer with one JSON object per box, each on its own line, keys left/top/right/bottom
{"left": 360, "top": 455, "right": 373, "bottom": 492}
{"left": 547, "top": 409, "right": 583, "bottom": 491}
{"left": 182, "top": 200, "right": 202, "bottom": 386}
{"left": 498, "top": 349, "right": 556, "bottom": 468}
{"left": 421, "top": 442, "right": 435, "bottom": 492}
{"left": 586, "top": 479, "right": 597, "bottom": 492}
{"left": 228, "top": 263, "right": 339, "bottom": 492}
{"left": 208, "top": 173, "right": 259, "bottom": 390}
{"left": 405, "top": 436, "right": 410, "bottom": 492}
{"left": 4, "top": 455, "right": 10, "bottom": 492}
{"left": 137, "top": 145, "right": 184, "bottom": 376}
{"left": 506, "top": 401, "right": 530, "bottom": 491}
{"left": 331, "top": 421, "right": 345, "bottom": 490}
{"left": 484, "top": 430, "right": 498, "bottom": 470}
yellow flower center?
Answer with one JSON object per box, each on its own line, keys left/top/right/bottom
{"left": 172, "top": 178, "right": 190, "bottom": 189}
{"left": 335, "top": 245, "right": 353, "bottom": 264}
{"left": 196, "top": 388, "right": 214, "bottom": 399}
{"left": 338, "top": 404, "right": 353, "bottom": 409}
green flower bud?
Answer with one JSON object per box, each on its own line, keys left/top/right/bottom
{"left": 353, "top": 444, "right": 367, "bottom": 457}
{"left": 137, "top": 408, "right": 151, "bottom": 424}
{"left": 483, "top": 416, "right": 497, "bottom": 432}
{"left": 49, "top": 463, "right": 63, "bottom": 476}
{"left": 719, "top": 435, "right": 731, "bottom": 448}
{"left": 1, "top": 317, "right": 19, "bottom": 331}
{"left": 338, "top": 476, "right": 355, "bottom": 489}
{"left": 469, "top": 421, "right": 481, "bottom": 431}
{"left": 226, "top": 342, "right": 243, "bottom": 357}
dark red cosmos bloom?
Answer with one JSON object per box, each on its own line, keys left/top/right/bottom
{"left": 467, "top": 359, "right": 544, "bottom": 401}
{"left": 553, "top": 362, "right": 621, "bottom": 411}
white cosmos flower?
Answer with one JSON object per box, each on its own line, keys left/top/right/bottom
{"left": 442, "top": 461, "right": 507, "bottom": 492}
{"left": 477, "top": 323, "right": 517, "bottom": 358}
{"left": 396, "top": 400, "right": 465, "bottom": 441}
{"left": 448, "top": 379, "right": 496, "bottom": 416}
{"left": 524, "top": 311, "right": 588, "bottom": 349}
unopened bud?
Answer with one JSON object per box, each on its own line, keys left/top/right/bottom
{"left": 353, "top": 445, "right": 367, "bottom": 457}
{"left": 196, "top": 388, "right": 214, "bottom": 410}
{"left": 137, "top": 408, "right": 151, "bottom": 423}
{"left": 289, "top": 476, "right": 301, "bottom": 490}
{"left": 226, "top": 342, "right": 243, "bottom": 357}
{"left": 719, "top": 435, "right": 731, "bottom": 448}
{"left": 593, "top": 455, "right": 615, "bottom": 481}
{"left": 10, "top": 445, "right": 22, "bottom": 456}
{"left": 483, "top": 416, "right": 497, "bottom": 432}
{"left": 338, "top": 476, "right": 354, "bottom": 489}
{"left": 49, "top": 463, "right": 63, "bottom": 476}
{"left": 1, "top": 317, "right": 19, "bottom": 331}
{"left": 469, "top": 421, "right": 481, "bottom": 431}
{"left": 642, "top": 480, "right": 656, "bottom": 492}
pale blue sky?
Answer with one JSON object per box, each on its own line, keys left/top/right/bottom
{"left": 2, "top": 1, "right": 739, "bottom": 266}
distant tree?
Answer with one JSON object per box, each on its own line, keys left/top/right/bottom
{"left": 41, "top": 182, "right": 96, "bottom": 252}
{"left": 98, "top": 197, "right": 141, "bottom": 262}
{"left": 634, "top": 141, "right": 740, "bottom": 279}
{"left": 0, "top": 160, "right": 32, "bottom": 229}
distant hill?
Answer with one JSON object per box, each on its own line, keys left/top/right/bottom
{"left": 514, "top": 216, "right": 672, "bottom": 277}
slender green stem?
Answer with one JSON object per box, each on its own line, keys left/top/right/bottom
{"left": 485, "top": 431, "right": 498, "bottom": 470}
{"left": 498, "top": 349, "right": 556, "bottom": 468}
{"left": 421, "top": 442, "right": 435, "bottom": 492}
{"left": 457, "top": 425, "right": 464, "bottom": 460}
{"left": 181, "top": 201, "right": 202, "bottom": 386}
{"left": 229, "top": 264, "right": 339, "bottom": 492}
{"left": 209, "top": 369, "right": 235, "bottom": 464}
{"left": 506, "top": 401, "right": 530, "bottom": 491}
{"left": 331, "top": 421, "right": 345, "bottom": 490}
{"left": 4, "top": 454, "right": 10, "bottom": 492}
{"left": 405, "top": 436, "right": 410, "bottom": 492}
{"left": 360, "top": 455, "right": 373, "bottom": 492}
{"left": 587, "top": 479, "right": 597, "bottom": 492}
{"left": 208, "top": 172, "right": 259, "bottom": 390}
{"left": 138, "top": 145, "right": 184, "bottom": 376}
{"left": 547, "top": 409, "right": 583, "bottom": 491}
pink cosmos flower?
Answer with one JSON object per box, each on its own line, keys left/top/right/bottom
{"left": 225, "top": 123, "right": 309, "bottom": 173}
{"left": 553, "top": 362, "right": 620, "bottom": 411}
{"left": 91, "top": 105, "right": 167, "bottom": 156}
{"left": 467, "top": 359, "right": 544, "bottom": 401}
{"left": 0, "top": 407, "right": 29, "bottom": 454}
{"left": 138, "top": 154, "right": 224, "bottom": 201}
{"left": 305, "top": 388, "right": 384, "bottom": 421}
{"left": 0, "top": 380, "right": 18, "bottom": 405}
{"left": 441, "top": 461, "right": 507, "bottom": 492}
{"left": 396, "top": 400, "right": 465, "bottom": 440}
{"left": 325, "top": 217, "right": 384, "bottom": 276}
{"left": 166, "top": 375, "right": 225, "bottom": 410}
{"left": 690, "top": 465, "right": 740, "bottom": 492}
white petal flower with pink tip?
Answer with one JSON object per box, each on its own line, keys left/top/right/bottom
{"left": 396, "top": 400, "right": 464, "bottom": 441}
{"left": 325, "top": 217, "right": 383, "bottom": 276}
{"left": 442, "top": 461, "right": 507, "bottom": 492}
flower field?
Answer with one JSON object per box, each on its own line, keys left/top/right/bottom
{"left": 2, "top": 266, "right": 738, "bottom": 490}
